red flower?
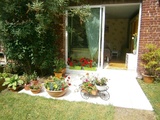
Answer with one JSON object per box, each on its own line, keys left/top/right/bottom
{"left": 61, "top": 87, "right": 65, "bottom": 90}
{"left": 65, "top": 75, "right": 68, "bottom": 78}
{"left": 88, "top": 83, "right": 93, "bottom": 87}
{"left": 69, "top": 62, "right": 73, "bottom": 66}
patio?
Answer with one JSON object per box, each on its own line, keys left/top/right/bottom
{"left": 19, "top": 69, "right": 153, "bottom": 111}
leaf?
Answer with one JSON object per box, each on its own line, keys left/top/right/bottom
{"left": 12, "top": 86, "right": 16, "bottom": 90}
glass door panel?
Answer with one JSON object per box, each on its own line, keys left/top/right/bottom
{"left": 66, "top": 6, "right": 105, "bottom": 70}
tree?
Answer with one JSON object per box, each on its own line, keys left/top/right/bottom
{"left": 0, "top": 0, "right": 89, "bottom": 75}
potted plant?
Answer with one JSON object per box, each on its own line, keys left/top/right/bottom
{"left": 81, "top": 81, "right": 97, "bottom": 95}
{"left": 53, "top": 58, "right": 66, "bottom": 78}
{"left": 95, "top": 77, "right": 108, "bottom": 91}
{"left": 30, "top": 71, "right": 38, "bottom": 85}
{"left": 21, "top": 73, "right": 31, "bottom": 90}
{"left": 44, "top": 76, "right": 70, "bottom": 97}
{"left": 141, "top": 44, "right": 160, "bottom": 83}
{"left": 30, "top": 83, "right": 42, "bottom": 94}
{"left": 0, "top": 73, "right": 12, "bottom": 92}
{"left": 2, "top": 74, "right": 24, "bottom": 91}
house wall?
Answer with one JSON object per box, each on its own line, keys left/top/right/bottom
{"left": 65, "top": 0, "right": 160, "bottom": 72}
{"left": 138, "top": 0, "right": 160, "bottom": 74}
{"left": 70, "top": 0, "right": 141, "bottom": 5}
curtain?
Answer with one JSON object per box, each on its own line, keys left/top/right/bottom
{"left": 85, "top": 8, "right": 100, "bottom": 59}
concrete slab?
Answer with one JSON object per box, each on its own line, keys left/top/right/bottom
{"left": 19, "top": 69, "right": 153, "bottom": 111}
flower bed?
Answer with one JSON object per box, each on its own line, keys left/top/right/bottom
{"left": 68, "top": 57, "right": 97, "bottom": 70}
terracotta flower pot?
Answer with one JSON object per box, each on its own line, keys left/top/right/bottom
{"left": 31, "top": 80, "right": 39, "bottom": 85}
{"left": 24, "top": 84, "right": 30, "bottom": 90}
{"left": 8, "top": 86, "right": 22, "bottom": 92}
{"left": 54, "top": 72, "right": 63, "bottom": 78}
{"left": 142, "top": 74, "right": 154, "bottom": 83}
{"left": 0, "top": 78, "right": 6, "bottom": 92}
{"left": 91, "top": 90, "right": 98, "bottom": 96}
{"left": 31, "top": 88, "right": 41, "bottom": 94}
{"left": 61, "top": 68, "right": 66, "bottom": 75}
{"left": 81, "top": 89, "right": 97, "bottom": 95}
{"left": 46, "top": 88, "right": 67, "bottom": 97}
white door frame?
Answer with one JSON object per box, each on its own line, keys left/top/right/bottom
{"left": 65, "top": 6, "right": 105, "bottom": 70}
{"left": 136, "top": 3, "right": 142, "bottom": 71}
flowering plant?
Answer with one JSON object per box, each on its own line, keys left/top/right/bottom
{"left": 80, "top": 73, "right": 97, "bottom": 93}
{"left": 44, "top": 76, "right": 71, "bottom": 91}
{"left": 81, "top": 81, "right": 97, "bottom": 93}
{"left": 80, "top": 73, "right": 108, "bottom": 92}
{"left": 30, "top": 83, "right": 42, "bottom": 90}
{"left": 95, "top": 77, "right": 108, "bottom": 86}
{"left": 80, "top": 58, "right": 93, "bottom": 67}
{"left": 68, "top": 57, "right": 96, "bottom": 68}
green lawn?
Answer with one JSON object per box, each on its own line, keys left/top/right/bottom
{"left": 1, "top": 79, "right": 159, "bottom": 120}
{"left": 138, "top": 79, "right": 160, "bottom": 119}
{"left": 0, "top": 90, "right": 114, "bottom": 120}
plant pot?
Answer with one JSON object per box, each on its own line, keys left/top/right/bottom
{"left": 81, "top": 89, "right": 88, "bottom": 93}
{"left": 96, "top": 84, "right": 108, "bottom": 91}
{"left": 61, "top": 68, "right": 66, "bottom": 75}
{"left": 46, "top": 88, "right": 67, "bottom": 97}
{"left": 54, "top": 72, "right": 63, "bottom": 78}
{"left": 0, "top": 78, "right": 6, "bottom": 92}
{"left": 31, "top": 80, "right": 38, "bottom": 85}
{"left": 30, "top": 88, "right": 41, "bottom": 94}
{"left": 81, "top": 89, "right": 97, "bottom": 95}
{"left": 91, "top": 90, "right": 98, "bottom": 96}
{"left": 142, "top": 74, "right": 154, "bottom": 83}
{"left": 24, "top": 84, "right": 30, "bottom": 90}
{"left": 8, "top": 86, "right": 23, "bottom": 92}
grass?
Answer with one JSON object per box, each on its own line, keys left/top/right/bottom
{"left": 69, "top": 66, "right": 97, "bottom": 71}
{"left": 138, "top": 79, "right": 160, "bottom": 119}
{"left": 0, "top": 90, "right": 114, "bottom": 120}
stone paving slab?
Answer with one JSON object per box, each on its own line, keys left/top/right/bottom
{"left": 19, "top": 69, "right": 153, "bottom": 111}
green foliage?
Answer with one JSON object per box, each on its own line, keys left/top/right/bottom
{"left": 44, "top": 77, "right": 69, "bottom": 91}
{"left": 69, "top": 6, "right": 91, "bottom": 23}
{"left": 81, "top": 81, "right": 97, "bottom": 93}
{"left": 53, "top": 58, "right": 66, "bottom": 72}
{"left": 0, "top": 0, "right": 90, "bottom": 75}
{"left": 2, "top": 74, "right": 24, "bottom": 90}
{"left": 30, "top": 71, "right": 38, "bottom": 80}
{"left": 0, "top": 73, "right": 12, "bottom": 80}
{"left": 4, "top": 61, "right": 23, "bottom": 74}
{"left": 30, "top": 83, "right": 41, "bottom": 90}
{"left": 95, "top": 77, "right": 108, "bottom": 86}
{"left": 20, "top": 73, "right": 32, "bottom": 84}
{"left": 141, "top": 44, "right": 160, "bottom": 77}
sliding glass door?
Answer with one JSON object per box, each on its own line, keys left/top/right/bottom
{"left": 65, "top": 6, "right": 105, "bottom": 70}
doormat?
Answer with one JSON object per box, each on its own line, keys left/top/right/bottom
{"left": 107, "top": 62, "right": 127, "bottom": 70}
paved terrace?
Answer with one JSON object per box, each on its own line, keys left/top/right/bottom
{"left": 19, "top": 69, "right": 153, "bottom": 111}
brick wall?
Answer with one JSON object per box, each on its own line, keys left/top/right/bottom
{"left": 70, "top": 0, "right": 141, "bottom": 5}
{"left": 138, "top": 0, "right": 160, "bottom": 74}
